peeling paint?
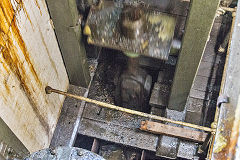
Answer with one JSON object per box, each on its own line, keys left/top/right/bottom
{"left": 213, "top": 116, "right": 235, "bottom": 159}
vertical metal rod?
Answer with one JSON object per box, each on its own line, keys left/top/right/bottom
{"left": 140, "top": 150, "right": 146, "bottom": 160}
{"left": 91, "top": 138, "right": 99, "bottom": 153}
{"left": 45, "top": 86, "right": 214, "bottom": 132}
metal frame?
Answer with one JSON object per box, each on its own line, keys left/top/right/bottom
{"left": 46, "top": 86, "right": 213, "bottom": 132}
{"left": 211, "top": 2, "right": 240, "bottom": 159}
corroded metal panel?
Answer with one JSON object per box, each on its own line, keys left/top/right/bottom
{"left": 0, "top": 0, "right": 68, "bottom": 153}
{"left": 212, "top": 1, "right": 240, "bottom": 159}
{"left": 85, "top": 1, "right": 176, "bottom": 60}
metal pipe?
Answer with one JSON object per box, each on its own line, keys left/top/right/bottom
{"left": 140, "top": 150, "right": 146, "bottom": 160}
{"left": 45, "top": 86, "right": 214, "bottom": 132}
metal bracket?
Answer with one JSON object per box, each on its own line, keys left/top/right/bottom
{"left": 217, "top": 94, "right": 229, "bottom": 107}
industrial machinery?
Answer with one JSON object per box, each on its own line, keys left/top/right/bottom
{"left": 83, "top": 0, "right": 178, "bottom": 112}
{"left": 48, "top": 0, "right": 238, "bottom": 159}
{"left": 0, "top": 0, "right": 238, "bottom": 160}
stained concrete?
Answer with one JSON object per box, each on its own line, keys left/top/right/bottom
{"left": 0, "top": 0, "right": 69, "bottom": 153}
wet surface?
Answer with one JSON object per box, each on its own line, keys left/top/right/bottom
{"left": 99, "top": 143, "right": 140, "bottom": 160}
{"left": 212, "top": 5, "right": 240, "bottom": 158}
{"left": 88, "top": 50, "right": 123, "bottom": 104}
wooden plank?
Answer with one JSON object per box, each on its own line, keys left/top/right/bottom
{"left": 0, "top": 0, "right": 69, "bottom": 152}
{"left": 140, "top": 121, "right": 208, "bottom": 143}
{"left": 168, "top": 0, "right": 220, "bottom": 111}
{"left": 46, "top": 0, "right": 90, "bottom": 87}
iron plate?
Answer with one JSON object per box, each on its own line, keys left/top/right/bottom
{"left": 85, "top": 1, "right": 176, "bottom": 60}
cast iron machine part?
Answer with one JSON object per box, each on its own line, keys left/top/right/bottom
{"left": 83, "top": 1, "right": 180, "bottom": 112}
{"left": 115, "top": 6, "right": 152, "bottom": 112}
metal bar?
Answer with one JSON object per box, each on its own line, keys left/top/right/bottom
{"left": 46, "top": 86, "right": 214, "bottom": 132}
{"left": 79, "top": 117, "right": 158, "bottom": 151}
{"left": 141, "top": 150, "right": 146, "bottom": 160}
{"left": 91, "top": 138, "right": 99, "bottom": 153}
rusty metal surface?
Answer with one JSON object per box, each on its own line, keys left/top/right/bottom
{"left": 212, "top": 2, "right": 240, "bottom": 159}
{"left": 85, "top": 1, "right": 176, "bottom": 60}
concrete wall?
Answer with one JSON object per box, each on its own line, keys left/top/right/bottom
{"left": 0, "top": 0, "right": 69, "bottom": 153}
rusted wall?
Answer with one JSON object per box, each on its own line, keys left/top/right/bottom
{"left": 0, "top": 0, "right": 69, "bottom": 153}
{"left": 212, "top": 1, "right": 240, "bottom": 159}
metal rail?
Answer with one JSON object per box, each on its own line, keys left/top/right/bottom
{"left": 45, "top": 86, "right": 214, "bottom": 132}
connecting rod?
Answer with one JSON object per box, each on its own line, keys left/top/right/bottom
{"left": 45, "top": 86, "right": 214, "bottom": 132}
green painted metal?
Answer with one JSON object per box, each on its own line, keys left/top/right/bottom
{"left": 46, "top": 0, "right": 90, "bottom": 87}
{"left": 84, "top": 1, "right": 176, "bottom": 60}
{"left": 168, "top": 0, "right": 220, "bottom": 111}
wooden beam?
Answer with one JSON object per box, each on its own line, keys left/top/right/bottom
{"left": 140, "top": 121, "right": 208, "bottom": 143}
{"left": 46, "top": 0, "right": 90, "bottom": 87}
{"left": 168, "top": 0, "right": 220, "bottom": 111}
